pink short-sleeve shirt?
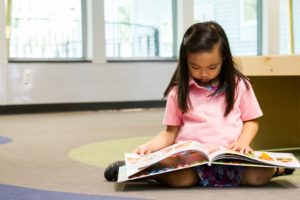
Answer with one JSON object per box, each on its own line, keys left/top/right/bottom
{"left": 163, "top": 78, "right": 263, "bottom": 148}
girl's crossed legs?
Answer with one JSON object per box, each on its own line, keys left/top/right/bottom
{"left": 154, "top": 166, "right": 276, "bottom": 188}
{"left": 151, "top": 151, "right": 281, "bottom": 187}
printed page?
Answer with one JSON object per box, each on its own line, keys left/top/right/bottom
{"left": 118, "top": 166, "right": 132, "bottom": 182}
{"left": 118, "top": 159, "right": 209, "bottom": 182}
{"left": 124, "top": 141, "right": 209, "bottom": 169}
{"left": 211, "top": 150, "right": 300, "bottom": 168}
{"left": 204, "top": 144, "right": 233, "bottom": 162}
{"left": 249, "top": 151, "right": 300, "bottom": 168}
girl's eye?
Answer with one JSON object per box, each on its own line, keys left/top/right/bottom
{"left": 208, "top": 66, "right": 217, "bottom": 70}
{"left": 191, "top": 65, "right": 199, "bottom": 69}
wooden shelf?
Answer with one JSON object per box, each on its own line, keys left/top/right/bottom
{"left": 236, "top": 55, "right": 300, "bottom": 76}
{"left": 232, "top": 56, "right": 300, "bottom": 148}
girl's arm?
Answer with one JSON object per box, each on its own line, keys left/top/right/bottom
{"left": 230, "top": 119, "right": 259, "bottom": 154}
{"left": 133, "top": 125, "right": 180, "bottom": 155}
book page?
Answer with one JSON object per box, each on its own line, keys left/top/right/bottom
{"left": 211, "top": 149, "right": 300, "bottom": 168}
{"left": 204, "top": 144, "right": 232, "bottom": 161}
{"left": 118, "top": 157, "right": 209, "bottom": 182}
{"left": 250, "top": 151, "right": 300, "bottom": 168}
{"left": 124, "top": 141, "right": 209, "bottom": 169}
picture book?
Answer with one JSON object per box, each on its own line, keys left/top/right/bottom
{"left": 117, "top": 141, "right": 300, "bottom": 182}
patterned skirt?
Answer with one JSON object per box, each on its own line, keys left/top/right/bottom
{"left": 195, "top": 165, "right": 245, "bottom": 187}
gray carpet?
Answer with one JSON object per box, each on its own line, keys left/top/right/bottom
{"left": 0, "top": 109, "right": 299, "bottom": 200}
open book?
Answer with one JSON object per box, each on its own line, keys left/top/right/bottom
{"left": 118, "top": 141, "right": 300, "bottom": 182}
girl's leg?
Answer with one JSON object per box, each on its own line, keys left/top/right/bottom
{"left": 149, "top": 153, "right": 199, "bottom": 188}
{"left": 240, "top": 167, "right": 276, "bottom": 186}
{"left": 154, "top": 168, "right": 199, "bottom": 188}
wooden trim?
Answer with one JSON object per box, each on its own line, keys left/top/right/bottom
{"left": 236, "top": 55, "right": 300, "bottom": 76}
{"left": 288, "top": 0, "right": 294, "bottom": 54}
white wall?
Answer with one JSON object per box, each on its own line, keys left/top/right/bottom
{"left": 0, "top": 62, "right": 175, "bottom": 105}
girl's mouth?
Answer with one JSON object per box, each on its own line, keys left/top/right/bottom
{"left": 198, "top": 79, "right": 210, "bottom": 83}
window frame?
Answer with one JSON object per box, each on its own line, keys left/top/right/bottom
{"left": 105, "top": 0, "right": 177, "bottom": 62}
{"left": 7, "top": 0, "right": 88, "bottom": 62}
{"left": 3, "top": 0, "right": 267, "bottom": 63}
{"left": 193, "top": 0, "right": 262, "bottom": 56}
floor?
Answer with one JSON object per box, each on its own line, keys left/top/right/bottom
{"left": 0, "top": 109, "right": 299, "bottom": 200}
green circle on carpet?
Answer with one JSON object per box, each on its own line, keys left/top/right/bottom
{"left": 68, "top": 136, "right": 151, "bottom": 168}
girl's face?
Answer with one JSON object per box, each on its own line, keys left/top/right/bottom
{"left": 187, "top": 46, "right": 223, "bottom": 84}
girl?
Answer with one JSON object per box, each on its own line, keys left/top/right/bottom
{"left": 104, "top": 21, "right": 294, "bottom": 187}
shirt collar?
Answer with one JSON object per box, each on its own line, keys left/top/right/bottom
{"left": 189, "top": 77, "right": 226, "bottom": 94}
{"left": 189, "top": 78, "right": 198, "bottom": 86}
{"left": 189, "top": 78, "right": 206, "bottom": 89}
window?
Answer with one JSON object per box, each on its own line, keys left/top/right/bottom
{"left": 104, "top": 0, "right": 174, "bottom": 59}
{"left": 240, "top": 0, "right": 257, "bottom": 42}
{"left": 8, "top": 0, "right": 84, "bottom": 60}
{"left": 193, "top": 0, "right": 258, "bottom": 55}
{"left": 280, "top": 0, "right": 300, "bottom": 54}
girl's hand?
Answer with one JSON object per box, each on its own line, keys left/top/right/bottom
{"left": 133, "top": 143, "right": 152, "bottom": 156}
{"left": 230, "top": 141, "right": 253, "bottom": 154}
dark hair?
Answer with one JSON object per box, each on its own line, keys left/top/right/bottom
{"left": 164, "top": 21, "right": 249, "bottom": 116}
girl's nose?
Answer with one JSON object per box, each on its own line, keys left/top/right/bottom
{"left": 200, "top": 69, "right": 208, "bottom": 76}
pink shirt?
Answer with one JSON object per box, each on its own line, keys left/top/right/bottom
{"left": 163, "top": 78, "right": 263, "bottom": 148}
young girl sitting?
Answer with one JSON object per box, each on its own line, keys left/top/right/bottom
{"left": 104, "top": 21, "right": 294, "bottom": 187}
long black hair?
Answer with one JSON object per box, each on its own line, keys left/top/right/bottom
{"left": 164, "top": 21, "right": 249, "bottom": 116}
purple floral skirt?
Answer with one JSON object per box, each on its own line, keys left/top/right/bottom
{"left": 156, "top": 151, "right": 245, "bottom": 187}
{"left": 195, "top": 165, "right": 245, "bottom": 187}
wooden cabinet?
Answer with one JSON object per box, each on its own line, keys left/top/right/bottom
{"left": 238, "top": 56, "right": 300, "bottom": 150}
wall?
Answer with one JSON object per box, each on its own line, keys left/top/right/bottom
{"left": 0, "top": 62, "right": 175, "bottom": 105}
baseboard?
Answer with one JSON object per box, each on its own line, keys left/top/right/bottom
{"left": 0, "top": 100, "right": 166, "bottom": 114}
